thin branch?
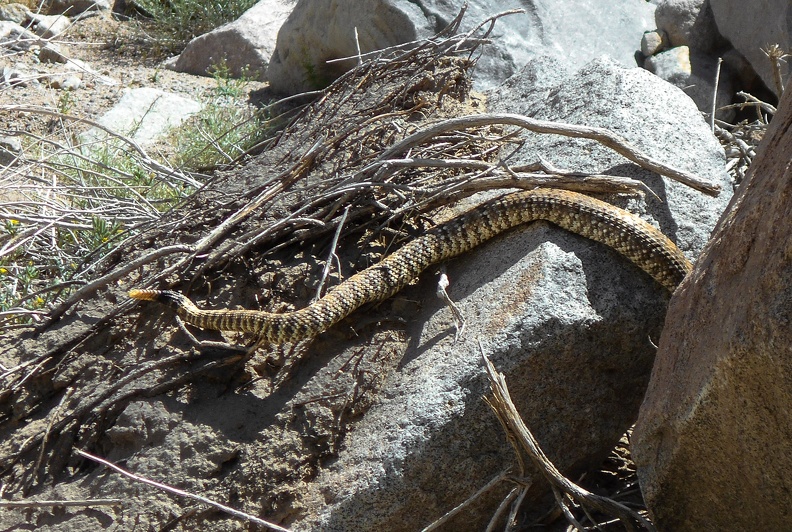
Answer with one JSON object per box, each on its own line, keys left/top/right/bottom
{"left": 314, "top": 206, "right": 349, "bottom": 302}
{"left": 0, "top": 498, "right": 122, "bottom": 508}
{"left": 481, "top": 349, "right": 656, "bottom": 531}
{"left": 378, "top": 114, "right": 721, "bottom": 196}
{"left": 75, "top": 449, "right": 291, "bottom": 532}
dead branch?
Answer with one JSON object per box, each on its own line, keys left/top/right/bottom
{"left": 75, "top": 450, "right": 291, "bottom": 532}
{"left": 481, "top": 351, "right": 656, "bottom": 531}
{"left": 378, "top": 114, "right": 721, "bottom": 196}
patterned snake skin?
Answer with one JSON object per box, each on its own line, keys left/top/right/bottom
{"left": 129, "top": 188, "right": 692, "bottom": 343}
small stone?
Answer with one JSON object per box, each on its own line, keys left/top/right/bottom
{"left": 0, "top": 3, "right": 32, "bottom": 24}
{"left": 641, "top": 30, "right": 668, "bottom": 56}
{"left": 60, "top": 75, "right": 81, "bottom": 90}
{"left": 0, "top": 135, "right": 22, "bottom": 165}
{"left": 39, "top": 42, "right": 67, "bottom": 63}
{"left": 0, "top": 20, "right": 39, "bottom": 51}
{"left": 644, "top": 45, "right": 691, "bottom": 78}
{"left": 28, "top": 13, "right": 70, "bottom": 39}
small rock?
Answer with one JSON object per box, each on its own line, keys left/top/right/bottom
{"left": 2, "top": 65, "right": 34, "bottom": 87}
{"left": 655, "top": 0, "right": 725, "bottom": 52}
{"left": 0, "top": 3, "right": 32, "bottom": 24}
{"left": 641, "top": 30, "right": 668, "bottom": 56}
{"left": 0, "top": 135, "right": 23, "bottom": 165}
{"left": 39, "top": 42, "right": 67, "bottom": 63}
{"left": 49, "top": 74, "right": 81, "bottom": 90}
{"left": 28, "top": 13, "right": 70, "bottom": 39}
{"left": 41, "top": 0, "right": 111, "bottom": 15}
{"left": 644, "top": 45, "right": 691, "bottom": 78}
{"left": 0, "top": 20, "right": 39, "bottom": 51}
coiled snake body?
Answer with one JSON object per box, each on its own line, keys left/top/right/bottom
{"left": 129, "top": 188, "right": 692, "bottom": 344}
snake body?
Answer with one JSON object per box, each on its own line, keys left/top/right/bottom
{"left": 129, "top": 188, "right": 692, "bottom": 343}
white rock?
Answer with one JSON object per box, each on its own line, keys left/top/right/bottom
{"left": 641, "top": 30, "right": 668, "bottom": 56}
{"left": 0, "top": 3, "right": 32, "bottom": 24}
{"left": 28, "top": 13, "right": 70, "bottom": 39}
{"left": 81, "top": 88, "right": 202, "bottom": 148}
{"left": 165, "top": 0, "right": 296, "bottom": 80}
{"left": 0, "top": 20, "right": 39, "bottom": 51}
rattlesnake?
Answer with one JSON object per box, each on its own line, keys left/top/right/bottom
{"left": 129, "top": 188, "right": 692, "bottom": 343}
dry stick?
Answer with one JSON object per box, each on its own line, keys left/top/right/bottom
{"left": 75, "top": 450, "right": 291, "bottom": 532}
{"left": 421, "top": 469, "right": 512, "bottom": 532}
{"left": 313, "top": 206, "right": 349, "bottom": 302}
{"left": 0, "top": 498, "right": 122, "bottom": 508}
{"left": 711, "top": 57, "right": 723, "bottom": 133}
{"left": 481, "top": 352, "right": 656, "bottom": 532}
{"left": 377, "top": 114, "right": 721, "bottom": 196}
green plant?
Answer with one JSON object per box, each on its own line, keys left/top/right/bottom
{"left": 0, "top": 107, "right": 204, "bottom": 325}
{"left": 207, "top": 60, "right": 252, "bottom": 99}
{"left": 132, "top": 0, "right": 260, "bottom": 52}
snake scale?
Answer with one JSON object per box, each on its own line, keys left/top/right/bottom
{"left": 129, "top": 188, "right": 692, "bottom": 344}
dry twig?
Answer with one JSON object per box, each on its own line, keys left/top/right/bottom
{"left": 481, "top": 349, "right": 656, "bottom": 531}
{"left": 75, "top": 449, "right": 291, "bottom": 531}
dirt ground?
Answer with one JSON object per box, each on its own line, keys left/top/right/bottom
{"left": 0, "top": 9, "right": 266, "bottom": 147}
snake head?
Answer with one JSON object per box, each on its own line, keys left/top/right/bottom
{"left": 128, "top": 289, "right": 186, "bottom": 311}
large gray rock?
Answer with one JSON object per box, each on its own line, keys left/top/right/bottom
{"left": 292, "top": 58, "right": 731, "bottom": 530}
{"left": 267, "top": 0, "right": 657, "bottom": 94}
{"left": 164, "top": 0, "right": 296, "bottom": 80}
{"left": 644, "top": 45, "right": 735, "bottom": 121}
{"left": 709, "top": 0, "right": 791, "bottom": 97}
{"left": 633, "top": 80, "right": 792, "bottom": 530}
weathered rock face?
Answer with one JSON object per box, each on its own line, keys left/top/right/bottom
{"left": 266, "top": 0, "right": 656, "bottom": 94}
{"left": 164, "top": 0, "right": 296, "bottom": 80}
{"left": 295, "top": 58, "right": 731, "bottom": 530}
{"left": 709, "top": 0, "right": 791, "bottom": 97}
{"left": 632, "top": 81, "right": 792, "bottom": 530}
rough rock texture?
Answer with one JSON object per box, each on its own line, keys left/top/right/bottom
{"left": 296, "top": 58, "right": 731, "bottom": 530}
{"left": 80, "top": 87, "right": 202, "bottom": 147}
{"left": 632, "top": 81, "right": 792, "bottom": 530}
{"left": 165, "top": 0, "right": 296, "bottom": 80}
{"left": 641, "top": 30, "right": 668, "bottom": 56}
{"left": 267, "top": 0, "right": 656, "bottom": 94}
{"left": 644, "top": 45, "right": 735, "bottom": 121}
{"left": 709, "top": 0, "right": 791, "bottom": 97}
{"left": 28, "top": 12, "right": 71, "bottom": 39}
{"left": 654, "top": 0, "right": 724, "bottom": 52}
{"left": 0, "top": 20, "right": 39, "bottom": 51}
{"left": 0, "top": 2, "right": 31, "bottom": 24}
